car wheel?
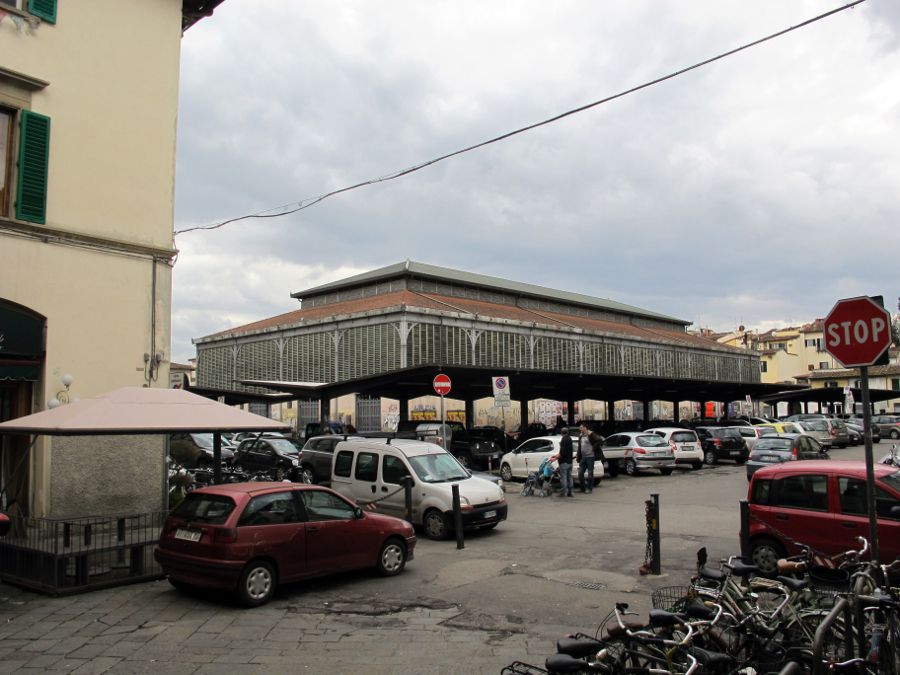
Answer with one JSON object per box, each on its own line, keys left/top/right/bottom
{"left": 422, "top": 509, "right": 450, "bottom": 540}
{"left": 500, "top": 463, "right": 513, "bottom": 482}
{"left": 606, "top": 462, "right": 619, "bottom": 478}
{"left": 624, "top": 459, "right": 638, "bottom": 477}
{"left": 735, "top": 458, "right": 747, "bottom": 465}
{"left": 703, "top": 450, "right": 718, "bottom": 465}
{"left": 299, "top": 465, "right": 316, "bottom": 484}
{"left": 660, "top": 468, "right": 673, "bottom": 476}
{"left": 236, "top": 560, "right": 276, "bottom": 607}
{"left": 692, "top": 462, "right": 703, "bottom": 471}
{"left": 376, "top": 538, "right": 407, "bottom": 576}
{"left": 750, "top": 537, "right": 786, "bottom": 576}
{"left": 891, "top": 429, "right": 900, "bottom": 440}
{"left": 168, "top": 578, "right": 193, "bottom": 592}
{"left": 456, "top": 453, "right": 472, "bottom": 469}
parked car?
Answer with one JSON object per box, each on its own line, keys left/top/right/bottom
{"left": 845, "top": 420, "right": 880, "bottom": 444}
{"left": 155, "top": 482, "right": 416, "bottom": 606}
{"left": 845, "top": 425, "right": 862, "bottom": 447}
{"left": 873, "top": 415, "right": 900, "bottom": 440}
{"left": 231, "top": 431, "right": 289, "bottom": 445}
{"left": 330, "top": 438, "right": 507, "bottom": 540}
{"left": 728, "top": 426, "right": 767, "bottom": 453}
{"left": 498, "top": 435, "right": 605, "bottom": 485}
{"left": 797, "top": 419, "right": 835, "bottom": 450}
{"left": 747, "top": 460, "right": 900, "bottom": 574}
{"left": 643, "top": 427, "right": 703, "bottom": 470}
{"left": 471, "top": 425, "right": 510, "bottom": 453}
{"left": 232, "top": 436, "right": 302, "bottom": 480}
{"left": 601, "top": 432, "right": 676, "bottom": 477}
{"left": 506, "top": 422, "right": 549, "bottom": 444}
{"left": 745, "top": 433, "right": 827, "bottom": 481}
{"left": 168, "top": 433, "right": 235, "bottom": 468}
{"left": 298, "top": 434, "right": 365, "bottom": 485}
{"left": 694, "top": 426, "right": 749, "bottom": 465}
{"left": 756, "top": 421, "right": 805, "bottom": 435}
{"left": 301, "top": 421, "right": 349, "bottom": 441}
{"left": 395, "top": 420, "right": 504, "bottom": 469}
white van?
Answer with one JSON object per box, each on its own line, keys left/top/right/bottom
{"left": 330, "top": 438, "right": 507, "bottom": 540}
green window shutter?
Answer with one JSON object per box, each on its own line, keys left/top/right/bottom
{"left": 15, "top": 110, "right": 51, "bottom": 224}
{"left": 28, "top": 0, "right": 57, "bottom": 24}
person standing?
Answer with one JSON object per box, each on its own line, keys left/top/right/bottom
{"left": 557, "top": 427, "right": 574, "bottom": 497}
{"left": 576, "top": 425, "right": 595, "bottom": 493}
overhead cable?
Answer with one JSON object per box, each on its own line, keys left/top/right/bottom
{"left": 175, "top": 0, "right": 866, "bottom": 236}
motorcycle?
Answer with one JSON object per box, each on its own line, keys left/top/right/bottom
{"left": 879, "top": 444, "right": 899, "bottom": 467}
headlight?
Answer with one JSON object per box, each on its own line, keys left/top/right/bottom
{"left": 496, "top": 478, "right": 505, "bottom": 492}
{"left": 291, "top": 458, "right": 299, "bottom": 467}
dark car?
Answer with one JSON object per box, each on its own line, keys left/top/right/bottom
{"left": 470, "top": 425, "right": 510, "bottom": 453}
{"left": 747, "top": 460, "right": 900, "bottom": 574}
{"left": 507, "top": 422, "right": 549, "bottom": 444}
{"left": 298, "top": 434, "right": 364, "bottom": 485}
{"left": 232, "top": 437, "right": 302, "bottom": 480}
{"left": 395, "top": 420, "right": 503, "bottom": 469}
{"left": 301, "top": 421, "right": 350, "bottom": 441}
{"left": 155, "top": 482, "right": 416, "bottom": 606}
{"left": 872, "top": 415, "right": 900, "bottom": 440}
{"left": 745, "top": 433, "right": 827, "bottom": 481}
{"left": 694, "top": 426, "right": 748, "bottom": 465}
{"left": 169, "top": 433, "right": 235, "bottom": 468}
{"left": 845, "top": 420, "right": 880, "bottom": 444}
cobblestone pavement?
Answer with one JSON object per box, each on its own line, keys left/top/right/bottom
{"left": 0, "top": 447, "right": 869, "bottom": 674}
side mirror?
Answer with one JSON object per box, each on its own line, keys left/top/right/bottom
{"left": 890, "top": 505, "right": 900, "bottom": 519}
{"left": 354, "top": 507, "right": 364, "bottom": 519}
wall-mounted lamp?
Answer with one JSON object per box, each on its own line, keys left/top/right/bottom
{"left": 48, "top": 373, "right": 75, "bottom": 409}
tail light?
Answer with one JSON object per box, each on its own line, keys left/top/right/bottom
{"left": 213, "top": 527, "right": 238, "bottom": 543}
{"left": 712, "top": 438, "right": 723, "bottom": 448}
{"left": 791, "top": 446, "right": 798, "bottom": 461}
{"left": 830, "top": 428, "right": 838, "bottom": 437}
{"left": 633, "top": 446, "right": 646, "bottom": 455}
{"left": 669, "top": 441, "right": 677, "bottom": 452}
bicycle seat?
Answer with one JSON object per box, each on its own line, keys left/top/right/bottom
{"left": 545, "top": 653, "right": 588, "bottom": 673}
{"left": 684, "top": 599, "right": 714, "bottom": 620}
{"left": 726, "top": 561, "right": 758, "bottom": 578}
{"left": 699, "top": 567, "right": 726, "bottom": 582}
{"left": 648, "top": 609, "right": 684, "bottom": 627}
{"left": 690, "top": 646, "right": 734, "bottom": 667}
{"left": 556, "top": 636, "right": 603, "bottom": 659}
{"left": 776, "top": 575, "right": 808, "bottom": 593}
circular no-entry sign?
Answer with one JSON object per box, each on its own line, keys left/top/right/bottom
{"left": 824, "top": 296, "right": 892, "bottom": 367}
{"left": 433, "top": 373, "right": 452, "bottom": 396}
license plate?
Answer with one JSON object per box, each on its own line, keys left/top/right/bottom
{"left": 680, "top": 445, "right": 694, "bottom": 451}
{"left": 763, "top": 456, "right": 779, "bottom": 462}
{"left": 175, "top": 528, "right": 201, "bottom": 542}
{"left": 729, "top": 451, "right": 740, "bottom": 456}
{"left": 483, "top": 510, "right": 496, "bottom": 519}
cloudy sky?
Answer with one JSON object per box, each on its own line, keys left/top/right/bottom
{"left": 171, "top": 0, "right": 900, "bottom": 364}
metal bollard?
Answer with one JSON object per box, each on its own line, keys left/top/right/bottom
{"left": 452, "top": 484, "right": 464, "bottom": 550}
{"left": 650, "top": 493, "right": 660, "bottom": 574}
{"left": 739, "top": 500, "right": 750, "bottom": 561}
{"left": 402, "top": 476, "right": 413, "bottom": 523}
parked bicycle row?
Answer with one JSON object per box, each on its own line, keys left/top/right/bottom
{"left": 503, "top": 537, "right": 899, "bottom": 674}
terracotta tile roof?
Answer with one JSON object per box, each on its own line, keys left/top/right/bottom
{"left": 198, "top": 289, "right": 746, "bottom": 354}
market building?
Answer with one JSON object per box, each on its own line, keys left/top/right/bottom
{"left": 192, "top": 261, "right": 779, "bottom": 431}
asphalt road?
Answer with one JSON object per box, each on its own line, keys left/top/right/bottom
{"left": 0, "top": 440, "right": 890, "bottom": 674}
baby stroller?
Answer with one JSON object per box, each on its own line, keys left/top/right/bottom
{"left": 521, "top": 456, "right": 558, "bottom": 497}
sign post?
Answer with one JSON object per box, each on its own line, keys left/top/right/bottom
{"left": 492, "top": 376, "right": 511, "bottom": 434}
{"left": 824, "top": 295, "right": 892, "bottom": 563}
{"left": 433, "top": 374, "right": 452, "bottom": 449}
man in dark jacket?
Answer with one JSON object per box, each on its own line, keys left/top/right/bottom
{"left": 557, "top": 427, "right": 574, "bottom": 497}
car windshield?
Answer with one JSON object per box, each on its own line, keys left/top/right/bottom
{"left": 754, "top": 438, "right": 792, "bottom": 452}
{"left": 408, "top": 453, "right": 471, "bottom": 483}
{"left": 636, "top": 435, "right": 667, "bottom": 447}
{"left": 265, "top": 438, "right": 299, "bottom": 454}
{"left": 170, "top": 493, "right": 235, "bottom": 523}
{"left": 190, "top": 434, "right": 215, "bottom": 449}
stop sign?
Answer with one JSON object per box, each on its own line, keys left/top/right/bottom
{"left": 824, "top": 296, "right": 891, "bottom": 367}
{"left": 433, "top": 373, "right": 452, "bottom": 396}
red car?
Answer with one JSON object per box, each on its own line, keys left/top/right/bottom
{"left": 747, "top": 460, "right": 900, "bottom": 574}
{"left": 155, "top": 482, "right": 416, "bottom": 606}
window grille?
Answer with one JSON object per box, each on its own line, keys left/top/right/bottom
{"left": 533, "top": 336, "right": 578, "bottom": 372}
{"left": 337, "top": 325, "right": 400, "bottom": 380}
{"left": 284, "top": 332, "right": 333, "bottom": 383}
{"left": 235, "top": 340, "right": 279, "bottom": 394}
{"left": 196, "top": 347, "right": 232, "bottom": 389}
{"left": 474, "top": 330, "right": 528, "bottom": 369}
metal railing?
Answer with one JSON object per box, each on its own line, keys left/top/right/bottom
{"left": 0, "top": 511, "right": 166, "bottom": 595}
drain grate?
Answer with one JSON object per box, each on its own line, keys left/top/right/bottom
{"left": 569, "top": 581, "right": 606, "bottom": 590}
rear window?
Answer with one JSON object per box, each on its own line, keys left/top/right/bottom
{"left": 755, "top": 438, "right": 792, "bottom": 452}
{"left": 670, "top": 431, "right": 697, "bottom": 443}
{"left": 715, "top": 428, "right": 742, "bottom": 439}
{"left": 635, "top": 435, "right": 667, "bottom": 447}
{"left": 170, "top": 493, "right": 235, "bottom": 524}
{"left": 802, "top": 420, "right": 828, "bottom": 432}
{"left": 334, "top": 450, "right": 353, "bottom": 478}
{"left": 751, "top": 478, "right": 772, "bottom": 505}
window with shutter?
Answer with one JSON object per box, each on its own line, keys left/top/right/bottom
{"left": 27, "top": 0, "right": 56, "bottom": 24}
{"left": 15, "top": 109, "right": 50, "bottom": 224}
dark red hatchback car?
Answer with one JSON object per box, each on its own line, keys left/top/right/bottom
{"left": 155, "top": 482, "right": 416, "bottom": 606}
{"left": 747, "top": 460, "right": 900, "bottom": 574}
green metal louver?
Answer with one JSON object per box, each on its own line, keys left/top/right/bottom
{"left": 28, "top": 0, "right": 57, "bottom": 24}
{"left": 15, "top": 110, "right": 51, "bottom": 224}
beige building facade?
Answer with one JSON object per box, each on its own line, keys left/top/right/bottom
{"left": 0, "top": 1, "right": 220, "bottom": 518}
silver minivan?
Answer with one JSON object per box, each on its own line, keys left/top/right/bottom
{"left": 330, "top": 438, "right": 507, "bottom": 540}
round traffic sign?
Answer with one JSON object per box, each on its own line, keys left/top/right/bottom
{"left": 824, "top": 296, "right": 892, "bottom": 367}
{"left": 433, "top": 373, "right": 452, "bottom": 396}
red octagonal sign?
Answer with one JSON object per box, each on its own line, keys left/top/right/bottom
{"left": 433, "top": 373, "right": 452, "bottom": 396}
{"left": 824, "top": 296, "right": 891, "bottom": 367}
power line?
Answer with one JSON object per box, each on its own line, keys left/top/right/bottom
{"left": 175, "top": 0, "right": 866, "bottom": 236}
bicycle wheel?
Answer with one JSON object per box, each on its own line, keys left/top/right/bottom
{"left": 785, "top": 608, "right": 850, "bottom": 662}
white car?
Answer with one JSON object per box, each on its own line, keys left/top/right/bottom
{"left": 601, "top": 432, "right": 677, "bottom": 477}
{"left": 643, "top": 427, "right": 703, "bottom": 470}
{"left": 498, "top": 436, "right": 604, "bottom": 486}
